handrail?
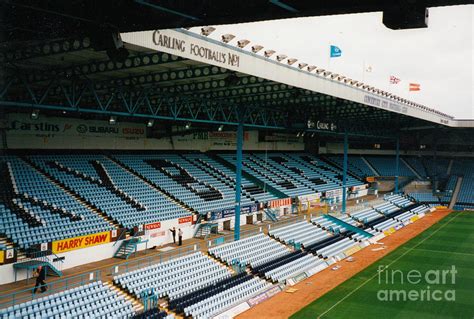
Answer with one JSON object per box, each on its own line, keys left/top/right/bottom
{"left": 0, "top": 270, "right": 101, "bottom": 309}
{"left": 114, "top": 229, "right": 128, "bottom": 246}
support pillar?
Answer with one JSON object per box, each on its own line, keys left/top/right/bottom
{"left": 342, "top": 131, "right": 348, "bottom": 213}
{"left": 395, "top": 136, "right": 400, "bottom": 193}
{"left": 234, "top": 112, "right": 244, "bottom": 241}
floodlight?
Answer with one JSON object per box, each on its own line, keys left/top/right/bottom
{"left": 237, "top": 39, "right": 250, "bottom": 48}
{"left": 109, "top": 116, "right": 117, "bottom": 125}
{"left": 276, "top": 54, "right": 287, "bottom": 62}
{"left": 201, "top": 27, "right": 216, "bottom": 36}
{"left": 251, "top": 45, "right": 263, "bottom": 53}
{"left": 298, "top": 63, "right": 308, "bottom": 69}
{"left": 218, "top": 125, "right": 224, "bottom": 131}
{"left": 147, "top": 119, "right": 154, "bottom": 127}
{"left": 287, "top": 58, "right": 297, "bottom": 65}
{"left": 307, "top": 66, "right": 317, "bottom": 72}
{"left": 221, "top": 34, "right": 235, "bottom": 43}
{"left": 185, "top": 122, "right": 191, "bottom": 130}
{"left": 264, "top": 50, "right": 275, "bottom": 57}
{"left": 31, "top": 109, "right": 40, "bottom": 120}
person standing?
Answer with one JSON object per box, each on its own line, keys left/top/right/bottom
{"left": 178, "top": 229, "right": 183, "bottom": 246}
{"left": 33, "top": 265, "right": 47, "bottom": 294}
{"left": 169, "top": 227, "right": 176, "bottom": 244}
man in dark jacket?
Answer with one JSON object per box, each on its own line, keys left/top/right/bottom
{"left": 169, "top": 227, "right": 176, "bottom": 244}
{"left": 33, "top": 265, "right": 47, "bottom": 293}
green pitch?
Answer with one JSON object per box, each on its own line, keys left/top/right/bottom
{"left": 291, "top": 211, "right": 474, "bottom": 319}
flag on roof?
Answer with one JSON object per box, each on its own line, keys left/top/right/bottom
{"left": 330, "top": 45, "right": 342, "bottom": 58}
{"left": 390, "top": 75, "right": 401, "bottom": 84}
{"left": 409, "top": 83, "right": 421, "bottom": 91}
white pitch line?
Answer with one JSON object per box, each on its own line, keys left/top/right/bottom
{"left": 316, "top": 212, "right": 460, "bottom": 319}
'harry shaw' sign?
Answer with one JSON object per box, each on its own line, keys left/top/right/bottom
{"left": 152, "top": 30, "right": 240, "bottom": 68}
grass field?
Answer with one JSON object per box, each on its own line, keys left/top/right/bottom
{"left": 291, "top": 211, "right": 474, "bottom": 319}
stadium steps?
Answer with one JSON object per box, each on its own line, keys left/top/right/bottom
{"left": 107, "top": 155, "right": 195, "bottom": 214}
{"left": 449, "top": 176, "right": 463, "bottom": 209}
{"left": 361, "top": 156, "right": 380, "bottom": 176}
{"left": 104, "top": 281, "right": 144, "bottom": 314}
{"left": 20, "top": 156, "right": 120, "bottom": 229}
{"left": 264, "top": 208, "right": 278, "bottom": 222}
{"left": 114, "top": 237, "right": 141, "bottom": 259}
{"left": 193, "top": 222, "right": 218, "bottom": 239}
{"left": 400, "top": 158, "right": 422, "bottom": 179}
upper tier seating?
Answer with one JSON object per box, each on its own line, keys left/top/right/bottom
{"left": 451, "top": 159, "right": 474, "bottom": 206}
{"left": 114, "top": 252, "right": 231, "bottom": 300}
{"left": 408, "top": 192, "right": 440, "bottom": 204}
{"left": 1, "top": 157, "right": 113, "bottom": 250}
{"left": 208, "top": 233, "right": 290, "bottom": 267}
{"left": 326, "top": 155, "right": 376, "bottom": 178}
{"left": 30, "top": 155, "right": 189, "bottom": 228}
{"left": 364, "top": 156, "right": 414, "bottom": 176}
{"left": 218, "top": 152, "right": 363, "bottom": 197}
{"left": 0, "top": 281, "right": 135, "bottom": 319}
{"left": 404, "top": 157, "right": 428, "bottom": 178}
{"left": 185, "top": 154, "right": 279, "bottom": 203}
{"left": 114, "top": 154, "right": 256, "bottom": 214}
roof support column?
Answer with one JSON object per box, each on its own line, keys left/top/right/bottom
{"left": 234, "top": 108, "right": 244, "bottom": 241}
{"left": 395, "top": 135, "right": 400, "bottom": 193}
{"left": 342, "top": 130, "right": 348, "bottom": 213}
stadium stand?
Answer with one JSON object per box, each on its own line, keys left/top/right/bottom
{"left": 114, "top": 252, "right": 231, "bottom": 300}
{"left": 268, "top": 221, "right": 332, "bottom": 247}
{"left": 364, "top": 156, "right": 414, "bottom": 176}
{"left": 325, "top": 155, "right": 377, "bottom": 178}
{"left": 113, "top": 153, "right": 257, "bottom": 215}
{"left": 403, "top": 157, "right": 428, "bottom": 178}
{"left": 218, "top": 152, "right": 363, "bottom": 196}
{"left": 0, "top": 281, "right": 136, "bottom": 319}
{"left": 208, "top": 233, "right": 290, "bottom": 267}
{"left": 1, "top": 157, "right": 114, "bottom": 250}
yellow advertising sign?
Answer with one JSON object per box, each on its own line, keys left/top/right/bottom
{"left": 52, "top": 231, "right": 111, "bottom": 254}
{"left": 0, "top": 250, "right": 4, "bottom": 264}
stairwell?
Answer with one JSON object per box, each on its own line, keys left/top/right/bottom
{"left": 449, "top": 176, "right": 463, "bottom": 209}
{"left": 20, "top": 157, "right": 120, "bottom": 229}
{"left": 361, "top": 156, "right": 380, "bottom": 176}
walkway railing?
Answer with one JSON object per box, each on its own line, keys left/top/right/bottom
{"left": 0, "top": 270, "right": 101, "bottom": 310}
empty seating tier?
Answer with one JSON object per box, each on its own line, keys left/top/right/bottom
{"left": 0, "top": 281, "right": 135, "bottom": 319}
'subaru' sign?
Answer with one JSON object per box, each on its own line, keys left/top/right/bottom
{"left": 52, "top": 231, "right": 111, "bottom": 254}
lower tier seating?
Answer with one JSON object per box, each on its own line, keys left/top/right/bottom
{"left": 208, "top": 233, "right": 290, "bottom": 268}
{"left": 0, "top": 281, "right": 134, "bottom": 319}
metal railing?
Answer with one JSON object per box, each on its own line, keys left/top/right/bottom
{"left": 0, "top": 270, "right": 101, "bottom": 310}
